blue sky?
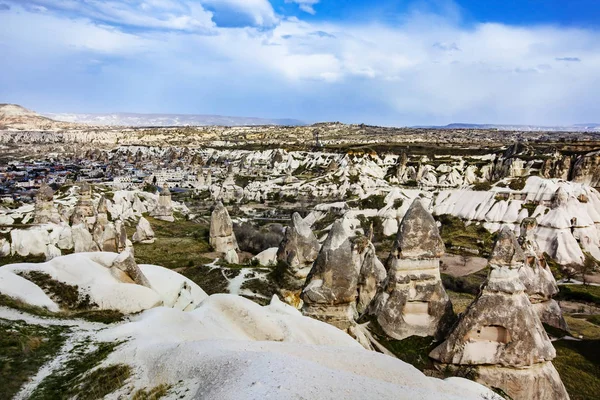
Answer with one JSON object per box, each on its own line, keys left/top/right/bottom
{"left": 0, "top": 0, "right": 599, "bottom": 126}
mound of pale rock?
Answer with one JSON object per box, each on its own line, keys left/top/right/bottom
{"left": 93, "top": 294, "right": 501, "bottom": 400}
{"left": 0, "top": 252, "right": 207, "bottom": 314}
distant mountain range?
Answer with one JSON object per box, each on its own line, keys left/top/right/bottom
{"left": 2, "top": 103, "right": 599, "bottom": 132}
{"left": 414, "top": 123, "right": 600, "bottom": 132}
{"left": 42, "top": 112, "right": 305, "bottom": 127}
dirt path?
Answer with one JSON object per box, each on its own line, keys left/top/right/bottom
{"left": 440, "top": 254, "right": 488, "bottom": 277}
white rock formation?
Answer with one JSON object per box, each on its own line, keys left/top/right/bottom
{"left": 0, "top": 252, "right": 207, "bottom": 314}
{"left": 276, "top": 212, "right": 320, "bottom": 289}
{"left": 429, "top": 227, "right": 569, "bottom": 400}
{"left": 132, "top": 216, "right": 155, "bottom": 244}
{"left": 150, "top": 184, "right": 174, "bottom": 222}
{"left": 369, "top": 199, "right": 454, "bottom": 340}
{"left": 209, "top": 201, "right": 239, "bottom": 264}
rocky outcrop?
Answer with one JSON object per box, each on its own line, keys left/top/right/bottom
{"left": 72, "top": 223, "right": 99, "bottom": 253}
{"left": 91, "top": 196, "right": 120, "bottom": 252}
{"left": 33, "top": 182, "right": 60, "bottom": 224}
{"left": 70, "top": 182, "right": 95, "bottom": 226}
{"left": 301, "top": 219, "right": 385, "bottom": 331}
{"left": 109, "top": 249, "right": 152, "bottom": 288}
{"left": 301, "top": 219, "right": 358, "bottom": 329}
{"left": 209, "top": 201, "right": 239, "bottom": 264}
{"left": 518, "top": 218, "right": 568, "bottom": 330}
{"left": 276, "top": 212, "right": 320, "bottom": 290}
{"left": 571, "top": 150, "right": 600, "bottom": 187}
{"left": 150, "top": 184, "right": 174, "bottom": 222}
{"left": 132, "top": 216, "right": 155, "bottom": 244}
{"left": 368, "top": 199, "right": 453, "bottom": 340}
{"left": 429, "top": 227, "right": 569, "bottom": 400}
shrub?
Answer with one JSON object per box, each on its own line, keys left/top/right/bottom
{"left": 359, "top": 194, "right": 387, "bottom": 210}
{"left": 472, "top": 182, "right": 492, "bottom": 191}
{"left": 233, "top": 223, "right": 284, "bottom": 254}
{"left": 508, "top": 177, "right": 527, "bottom": 191}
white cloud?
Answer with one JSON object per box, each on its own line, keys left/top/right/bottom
{"left": 1, "top": 2, "right": 600, "bottom": 125}
{"left": 202, "top": 0, "right": 279, "bottom": 26}
{"left": 286, "top": 0, "right": 320, "bottom": 15}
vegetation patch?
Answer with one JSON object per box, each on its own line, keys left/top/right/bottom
{"left": 179, "top": 264, "right": 240, "bottom": 295}
{"left": 132, "top": 384, "right": 172, "bottom": 400}
{"left": 437, "top": 214, "right": 496, "bottom": 257}
{"left": 472, "top": 182, "right": 492, "bottom": 191}
{"left": 0, "top": 254, "right": 46, "bottom": 267}
{"left": 0, "top": 318, "right": 68, "bottom": 400}
{"left": 441, "top": 268, "right": 489, "bottom": 296}
{"left": 18, "top": 271, "right": 95, "bottom": 310}
{"left": 446, "top": 290, "right": 476, "bottom": 314}
{"left": 30, "top": 341, "right": 124, "bottom": 400}
{"left": 556, "top": 285, "right": 600, "bottom": 306}
{"left": 564, "top": 316, "right": 600, "bottom": 340}
{"left": 358, "top": 194, "right": 387, "bottom": 210}
{"left": 77, "top": 364, "right": 131, "bottom": 400}
{"left": 508, "top": 177, "right": 527, "bottom": 191}
{"left": 553, "top": 339, "right": 600, "bottom": 400}
{"left": 0, "top": 294, "right": 124, "bottom": 324}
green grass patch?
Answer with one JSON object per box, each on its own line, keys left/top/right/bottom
{"left": 472, "top": 182, "right": 492, "bottom": 191}
{"left": 18, "top": 271, "right": 95, "bottom": 310}
{"left": 564, "top": 315, "right": 600, "bottom": 340}
{"left": 77, "top": 364, "right": 131, "bottom": 400}
{"left": 0, "top": 254, "right": 46, "bottom": 267}
{"left": 132, "top": 384, "right": 172, "bottom": 400}
{"left": 553, "top": 339, "right": 600, "bottom": 400}
{"left": 437, "top": 214, "right": 496, "bottom": 257}
{"left": 358, "top": 194, "right": 387, "bottom": 210}
{"left": 0, "top": 319, "right": 69, "bottom": 400}
{"left": 446, "top": 290, "right": 476, "bottom": 314}
{"left": 131, "top": 217, "right": 212, "bottom": 269}
{"left": 179, "top": 265, "right": 240, "bottom": 295}
{"left": 441, "top": 267, "right": 489, "bottom": 296}
{"left": 556, "top": 285, "right": 600, "bottom": 306}
{"left": 0, "top": 294, "right": 124, "bottom": 324}
{"left": 30, "top": 341, "right": 125, "bottom": 400}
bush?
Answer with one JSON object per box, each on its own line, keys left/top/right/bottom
{"left": 359, "top": 194, "right": 387, "bottom": 210}
{"left": 509, "top": 177, "right": 527, "bottom": 191}
{"left": 234, "top": 223, "right": 284, "bottom": 254}
{"left": 472, "top": 182, "right": 492, "bottom": 191}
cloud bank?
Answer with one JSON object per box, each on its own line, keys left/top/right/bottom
{"left": 0, "top": 0, "right": 599, "bottom": 126}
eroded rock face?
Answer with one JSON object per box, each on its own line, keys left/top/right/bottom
{"left": 150, "top": 184, "right": 174, "bottom": 222}
{"left": 302, "top": 219, "right": 385, "bottom": 331}
{"left": 33, "top": 182, "right": 60, "bottom": 224}
{"left": 429, "top": 227, "right": 569, "bottom": 400}
{"left": 71, "top": 182, "right": 95, "bottom": 226}
{"left": 276, "top": 212, "right": 320, "bottom": 290}
{"left": 209, "top": 201, "right": 239, "bottom": 264}
{"left": 72, "top": 223, "right": 98, "bottom": 253}
{"left": 369, "top": 199, "right": 454, "bottom": 340}
{"left": 110, "top": 249, "right": 152, "bottom": 288}
{"left": 518, "top": 218, "right": 567, "bottom": 330}
{"left": 91, "top": 196, "right": 120, "bottom": 252}
{"left": 391, "top": 198, "right": 445, "bottom": 259}
{"left": 132, "top": 216, "right": 155, "bottom": 244}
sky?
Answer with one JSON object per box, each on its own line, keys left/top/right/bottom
{"left": 0, "top": 0, "right": 599, "bottom": 126}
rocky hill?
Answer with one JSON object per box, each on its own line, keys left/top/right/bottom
{"left": 0, "top": 104, "right": 80, "bottom": 130}
{"left": 43, "top": 111, "right": 305, "bottom": 127}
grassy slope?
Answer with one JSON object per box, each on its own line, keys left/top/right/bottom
{"left": 0, "top": 319, "right": 68, "bottom": 399}
{"left": 129, "top": 216, "right": 213, "bottom": 269}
